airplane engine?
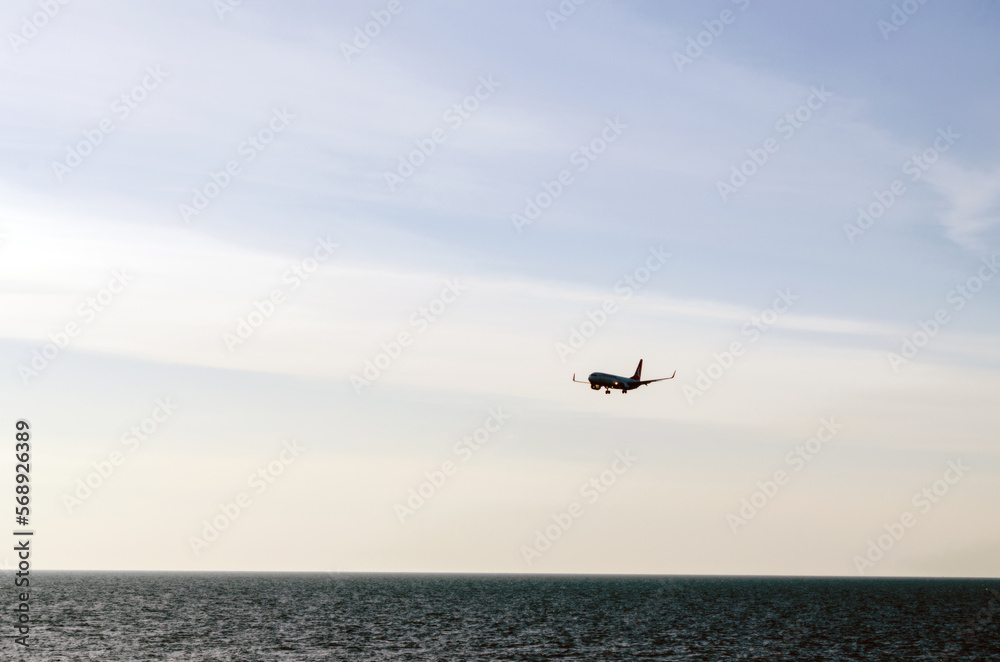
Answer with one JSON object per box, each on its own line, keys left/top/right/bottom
{"left": 591, "top": 384, "right": 600, "bottom": 390}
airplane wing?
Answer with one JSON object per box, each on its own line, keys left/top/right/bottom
{"left": 572, "top": 373, "right": 590, "bottom": 384}
{"left": 637, "top": 370, "right": 676, "bottom": 385}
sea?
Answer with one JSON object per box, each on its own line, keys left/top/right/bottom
{"left": 4, "top": 573, "right": 999, "bottom": 661}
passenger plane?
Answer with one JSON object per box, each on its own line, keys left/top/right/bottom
{"left": 572, "top": 359, "right": 676, "bottom": 394}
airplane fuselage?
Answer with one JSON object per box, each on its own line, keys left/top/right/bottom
{"left": 587, "top": 372, "right": 641, "bottom": 392}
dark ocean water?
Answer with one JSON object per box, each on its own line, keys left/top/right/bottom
{"left": 3, "top": 572, "right": 999, "bottom": 661}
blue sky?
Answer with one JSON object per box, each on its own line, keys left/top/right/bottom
{"left": 1, "top": 0, "right": 998, "bottom": 576}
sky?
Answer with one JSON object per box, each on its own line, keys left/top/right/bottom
{"left": 0, "top": 0, "right": 998, "bottom": 577}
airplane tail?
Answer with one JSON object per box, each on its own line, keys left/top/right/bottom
{"left": 631, "top": 359, "right": 643, "bottom": 381}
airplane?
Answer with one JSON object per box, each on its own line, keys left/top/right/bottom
{"left": 573, "top": 359, "right": 676, "bottom": 394}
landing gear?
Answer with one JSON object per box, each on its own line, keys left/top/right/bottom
{"left": 605, "top": 389, "right": 611, "bottom": 394}
{"left": 622, "top": 390, "right": 628, "bottom": 394}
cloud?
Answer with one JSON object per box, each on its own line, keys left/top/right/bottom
{"left": 926, "top": 161, "right": 1000, "bottom": 252}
